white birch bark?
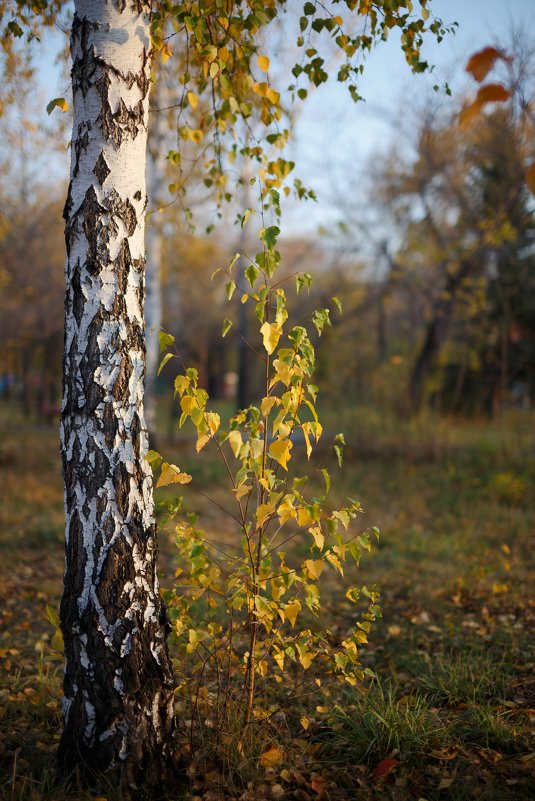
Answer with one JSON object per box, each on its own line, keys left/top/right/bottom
{"left": 59, "top": 1, "right": 175, "bottom": 794}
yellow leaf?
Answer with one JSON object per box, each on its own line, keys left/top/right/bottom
{"left": 278, "top": 498, "right": 296, "bottom": 524}
{"left": 258, "top": 659, "right": 268, "bottom": 677}
{"left": 234, "top": 483, "right": 251, "bottom": 501}
{"left": 269, "top": 359, "right": 292, "bottom": 388}
{"left": 260, "top": 322, "right": 282, "bottom": 354}
{"left": 187, "top": 91, "right": 198, "bottom": 109}
{"left": 261, "top": 395, "right": 279, "bottom": 417}
{"left": 309, "top": 526, "right": 324, "bottom": 550}
{"left": 305, "top": 559, "right": 324, "bottom": 580}
{"left": 206, "top": 412, "right": 220, "bottom": 435}
{"left": 266, "top": 87, "right": 280, "bottom": 105}
{"left": 196, "top": 434, "right": 210, "bottom": 453}
{"left": 180, "top": 395, "right": 196, "bottom": 414}
{"left": 157, "top": 463, "right": 192, "bottom": 488}
{"left": 228, "top": 430, "right": 243, "bottom": 458}
{"left": 298, "top": 651, "right": 313, "bottom": 669}
{"left": 285, "top": 600, "right": 301, "bottom": 626}
{"left": 297, "top": 507, "right": 314, "bottom": 527}
{"left": 269, "top": 438, "right": 292, "bottom": 470}
{"left": 258, "top": 55, "right": 270, "bottom": 73}
{"left": 161, "top": 44, "right": 172, "bottom": 63}
{"left": 260, "top": 746, "right": 285, "bottom": 768}
{"left": 273, "top": 650, "right": 285, "bottom": 671}
{"left": 300, "top": 716, "right": 310, "bottom": 730}
{"left": 256, "top": 502, "right": 274, "bottom": 528}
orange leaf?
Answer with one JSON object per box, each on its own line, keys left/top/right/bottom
{"left": 311, "top": 775, "right": 328, "bottom": 797}
{"left": 459, "top": 101, "right": 480, "bottom": 127}
{"left": 466, "top": 46, "right": 510, "bottom": 83}
{"left": 371, "top": 758, "right": 400, "bottom": 781}
{"left": 526, "top": 162, "right": 535, "bottom": 196}
{"left": 259, "top": 746, "right": 285, "bottom": 767}
{"left": 475, "top": 82, "right": 511, "bottom": 104}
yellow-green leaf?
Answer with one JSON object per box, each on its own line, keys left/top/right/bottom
{"left": 228, "top": 430, "right": 243, "bottom": 458}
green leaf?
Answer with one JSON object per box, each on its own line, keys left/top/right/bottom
{"left": 229, "top": 252, "right": 241, "bottom": 270}
{"left": 296, "top": 273, "right": 312, "bottom": 294}
{"left": 332, "top": 296, "right": 342, "bottom": 313}
{"left": 157, "top": 352, "right": 175, "bottom": 376}
{"left": 159, "top": 331, "right": 175, "bottom": 352}
{"left": 312, "top": 308, "right": 331, "bottom": 336}
{"left": 245, "top": 264, "right": 259, "bottom": 287}
{"left": 225, "top": 280, "right": 236, "bottom": 300}
{"left": 333, "top": 432, "right": 345, "bottom": 468}
{"left": 259, "top": 225, "right": 280, "bottom": 250}
{"left": 222, "top": 318, "right": 232, "bottom": 337}
{"left": 145, "top": 449, "right": 161, "bottom": 466}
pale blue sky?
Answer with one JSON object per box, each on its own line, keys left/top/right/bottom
{"left": 31, "top": 0, "right": 535, "bottom": 234}
{"left": 286, "top": 0, "right": 535, "bottom": 232}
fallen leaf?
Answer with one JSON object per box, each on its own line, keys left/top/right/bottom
{"left": 260, "top": 746, "right": 285, "bottom": 768}
{"left": 310, "top": 775, "right": 328, "bottom": 797}
{"left": 372, "top": 758, "right": 400, "bottom": 781}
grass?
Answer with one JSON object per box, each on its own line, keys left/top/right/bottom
{"left": 0, "top": 403, "right": 534, "bottom": 799}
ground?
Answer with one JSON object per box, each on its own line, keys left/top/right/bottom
{"left": 0, "top": 406, "right": 534, "bottom": 800}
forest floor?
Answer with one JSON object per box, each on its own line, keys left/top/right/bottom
{"left": 0, "top": 406, "right": 534, "bottom": 801}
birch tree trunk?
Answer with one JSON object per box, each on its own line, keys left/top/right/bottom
{"left": 59, "top": 1, "right": 175, "bottom": 795}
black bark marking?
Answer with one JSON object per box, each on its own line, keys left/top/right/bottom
{"left": 72, "top": 265, "right": 85, "bottom": 326}
{"left": 102, "top": 402, "right": 118, "bottom": 447}
{"left": 113, "top": 461, "right": 130, "bottom": 519}
{"left": 94, "top": 153, "right": 111, "bottom": 185}
{"left": 113, "top": 355, "right": 133, "bottom": 401}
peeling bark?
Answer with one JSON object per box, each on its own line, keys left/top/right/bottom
{"left": 59, "top": 1, "right": 175, "bottom": 796}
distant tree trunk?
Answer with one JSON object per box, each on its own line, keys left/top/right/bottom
{"left": 59, "top": 1, "right": 175, "bottom": 796}
{"left": 145, "top": 78, "right": 165, "bottom": 443}
{"left": 237, "top": 263, "right": 251, "bottom": 409}
{"left": 409, "top": 257, "right": 475, "bottom": 412}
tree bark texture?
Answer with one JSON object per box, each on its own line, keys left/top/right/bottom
{"left": 59, "top": 1, "right": 175, "bottom": 795}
